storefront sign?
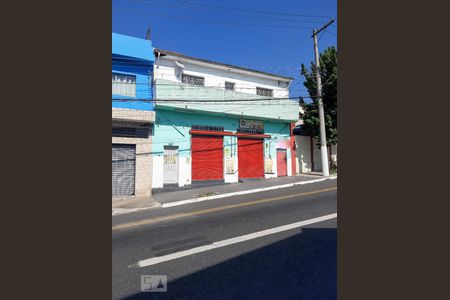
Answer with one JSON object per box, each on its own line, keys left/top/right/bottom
{"left": 226, "top": 158, "right": 235, "bottom": 174}
{"left": 265, "top": 159, "right": 274, "bottom": 174}
{"left": 240, "top": 119, "right": 264, "bottom": 130}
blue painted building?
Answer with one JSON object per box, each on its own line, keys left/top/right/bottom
{"left": 112, "top": 33, "right": 156, "bottom": 198}
{"left": 112, "top": 32, "right": 154, "bottom": 110}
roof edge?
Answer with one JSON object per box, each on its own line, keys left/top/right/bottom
{"left": 154, "top": 48, "right": 294, "bottom": 81}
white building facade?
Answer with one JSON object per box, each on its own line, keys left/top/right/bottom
{"left": 151, "top": 49, "right": 299, "bottom": 189}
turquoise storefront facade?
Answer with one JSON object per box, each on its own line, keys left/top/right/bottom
{"left": 151, "top": 108, "right": 294, "bottom": 188}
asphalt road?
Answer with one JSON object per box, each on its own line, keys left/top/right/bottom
{"left": 112, "top": 180, "right": 337, "bottom": 300}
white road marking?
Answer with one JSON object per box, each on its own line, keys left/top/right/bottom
{"left": 136, "top": 213, "right": 337, "bottom": 268}
{"left": 161, "top": 176, "right": 337, "bottom": 208}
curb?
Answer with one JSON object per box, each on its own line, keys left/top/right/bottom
{"left": 112, "top": 201, "right": 161, "bottom": 216}
{"left": 111, "top": 176, "right": 337, "bottom": 216}
{"left": 161, "top": 176, "right": 337, "bottom": 208}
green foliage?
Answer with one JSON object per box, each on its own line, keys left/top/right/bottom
{"left": 300, "top": 46, "right": 337, "bottom": 147}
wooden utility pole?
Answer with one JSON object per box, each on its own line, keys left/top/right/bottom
{"left": 312, "top": 18, "right": 334, "bottom": 176}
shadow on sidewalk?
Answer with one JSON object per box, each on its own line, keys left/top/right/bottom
{"left": 121, "top": 227, "right": 336, "bottom": 300}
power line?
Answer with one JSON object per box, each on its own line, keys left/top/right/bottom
{"left": 113, "top": 56, "right": 303, "bottom": 70}
{"left": 111, "top": 95, "right": 330, "bottom": 104}
{"left": 129, "top": 0, "right": 327, "bottom": 25}
{"left": 112, "top": 97, "right": 303, "bottom": 102}
{"left": 112, "top": 8, "right": 318, "bottom": 29}
{"left": 168, "top": 0, "right": 332, "bottom": 19}
{"left": 113, "top": 82, "right": 297, "bottom": 90}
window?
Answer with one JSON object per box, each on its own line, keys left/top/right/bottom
{"left": 112, "top": 73, "right": 136, "bottom": 97}
{"left": 278, "top": 80, "right": 289, "bottom": 88}
{"left": 256, "top": 87, "right": 273, "bottom": 97}
{"left": 182, "top": 74, "right": 204, "bottom": 86}
{"left": 112, "top": 122, "right": 152, "bottom": 138}
{"left": 192, "top": 124, "right": 224, "bottom": 132}
{"left": 225, "top": 81, "right": 235, "bottom": 91}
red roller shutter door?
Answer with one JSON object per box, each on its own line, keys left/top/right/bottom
{"left": 191, "top": 135, "right": 223, "bottom": 180}
{"left": 277, "top": 149, "right": 287, "bottom": 177}
{"left": 238, "top": 138, "right": 264, "bottom": 178}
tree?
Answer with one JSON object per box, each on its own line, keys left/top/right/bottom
{"left": 300, "top": 46, "right": 337, "bottom": 166}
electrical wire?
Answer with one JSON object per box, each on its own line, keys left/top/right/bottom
{"left": 112, "top": 97, "right": 303, "bottom": 102}
{"left": 128, "top": 0, "right": 327, "bottom": 25}
{"left": 167, "top": 0, "right": 332, "bottom": 19}
{"left": 112, "top": 8, "right": 318, "bottom": 29}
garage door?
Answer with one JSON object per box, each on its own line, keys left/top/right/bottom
{"left": 238, "top": 138, "right": 264, "bottom": 178}
{"left": 277, "top": 149, "right": 287, "bottom": 177}
{"left": 112, "top": 144, "right": 136, "bottom": 196}
{"left": 191, "top": 135, "right": 223, "bottom": 181}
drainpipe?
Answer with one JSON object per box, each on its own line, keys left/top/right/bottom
{"left": 290, "top": 122, "right": 296, "bottom": 175}
{"left": 156, "top": 51, "right": 161, "bottom": 69}
{"left": 310, "top": 135, "right": 314, "bottom": 172}
{"left": 154, "top": 51, "right": 161, "bottom": 105}
{"left": 286, "top": 79, "right": 293, "bottom": 90}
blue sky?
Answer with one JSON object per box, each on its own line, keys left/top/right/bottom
{"left": 112, "top": 0, "right": 337, "bottom": 98}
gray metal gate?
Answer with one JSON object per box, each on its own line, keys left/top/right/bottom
{"left": 112, "top": 144, "right": 136, "bottom": 196}
{"left": 163, "top": 145, "right": 179, "bottom": 186}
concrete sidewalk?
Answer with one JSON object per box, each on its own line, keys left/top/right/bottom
{"left": 112, "top": 196, "right": 160, "bottom": 215}
{"left": 112, "top": 174, "right": 336, "bottom": 216}
{"left": 153, "top": 174, "right": 324, "bottom": 205}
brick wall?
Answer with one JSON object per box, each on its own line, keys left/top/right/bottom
{"left": 112, "top": 108, "right": 155, "bottom": 198}
{"left": 112, "top": 108, "right": 155, "bottom": 123}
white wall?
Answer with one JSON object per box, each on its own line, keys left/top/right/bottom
{"left": 154, "top": 58, "right": 289, "bottom": 98}
{"left": 178, "top": 156, "right": 191, "bottom": 187}
{"left": 295, "top": 135, "right": 337, "bottom": 173}
{"left": 152, "top": 156, "right": 164, "bottom": 188}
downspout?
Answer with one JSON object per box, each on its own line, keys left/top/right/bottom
{"left": 286, "top": 79, "right": 293, "bottom": 90}
{"left": 154, "top": 51, "right": 161, "bottom": 107}
{"left": 156, "top": 50, "right": 161, "bottom": 68}
{"left": 310, "top": 135, "right": 314, "bottom": 172}
{"left": 290, "top": 122, "right": 296, "bottom": 175}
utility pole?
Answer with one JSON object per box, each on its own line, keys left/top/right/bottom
{"left": 312, "top": 18, "right": 334, "bottom": 176}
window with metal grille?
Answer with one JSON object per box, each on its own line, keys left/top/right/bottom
{"left": 182, "top": 74, "right": 205, "bottom": 86}
{"left": 225, "top": 81, "right": 235, "bottom": 91}
{"left": 112, "top": 124, "right": 152, "bottom": 138}
{"left": 256, "top": 87, "right": 273, "bottom": 97}
{"left": 112, "top": 73, "right": 136, "bottom": 97}
{"left": 192, "top": 124, "right": 224, "bottom": 131}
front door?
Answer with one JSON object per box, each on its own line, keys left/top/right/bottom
{"left": 238, "top": 138, "right": 264, "bottom": 178}
{"left": 191, "top": 135, "right": 224, "bottom": 181}
{"left": 112, "top": 144, "right": 136, "bottom": 196}
{"left": 276, "top": 148, "right": 287, "bottom": 177}
{"left": 163, "top": 145, "right": 179, "bottom": 186}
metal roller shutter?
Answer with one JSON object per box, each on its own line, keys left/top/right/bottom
{"left": 112, "top": 144, "right": 136, "bottom": 196}
{"left": 277, "top": 149, "right": 287, "bottom": 177}
{"left": 238, "top": 138, "right": 264, "bottom": 178}
{"left": 191, "top": 135, "right": 223, "bottom": 181}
